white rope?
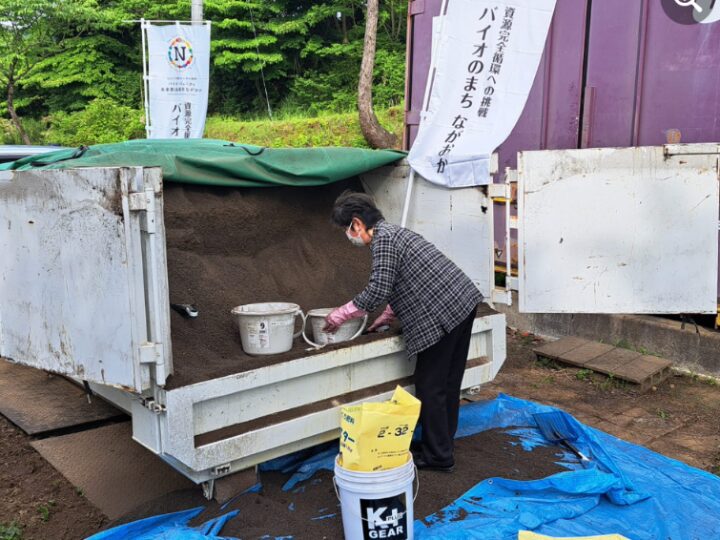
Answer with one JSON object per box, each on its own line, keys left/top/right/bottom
{"left": 248, "top": 6, "right": 273, "bottom": 120}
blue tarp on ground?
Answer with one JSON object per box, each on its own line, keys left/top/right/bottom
{"left": 416, "top": 395, "right": 720, "bottom": 539}
{"left": 86, "top": 507, "right": 239, "bottom": 540}
{"left": 87, "top": 395, "right": 720, "bottom": 539}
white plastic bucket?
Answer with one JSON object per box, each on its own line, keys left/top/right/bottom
{"left": 333, "top": 454, "right": 417, "bottom": 540}
{"left": 302, "top": 308, "right": 367, "bottom": 349}
{"left": 230, "top": 302, "right": 305, "bottom": 355}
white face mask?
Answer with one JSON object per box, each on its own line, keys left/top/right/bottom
{"left": 346, "top": 225, "right": 366, "bottom": 247}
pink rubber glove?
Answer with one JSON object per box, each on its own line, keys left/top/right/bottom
{"left": 368, "top": 304, "right": 395, "bottom": 332}
{"left": 324, "top": 300, "right": 367, "bottom": 333}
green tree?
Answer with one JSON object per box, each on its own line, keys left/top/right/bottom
{"left": 1, "top": 0, "right": 408, "bottom": 142}
{"left": 0, "top": 0, "right": 101, "bottom": 143}
{"left": 358, "top": 0, "right": 398, "bottom": 148}
{"left": 46, "top": 98, "right": 144, "bottom": 145}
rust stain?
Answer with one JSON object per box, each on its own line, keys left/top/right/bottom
{"left": 665, "top": 129, "right": 682, "bottom": 144}
{"left": 114, "top": 383, "right": 137, "bottom": 393}
{"left": 98, "top": 175, "right": 125, "bottom": 218}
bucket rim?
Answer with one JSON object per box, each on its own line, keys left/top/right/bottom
{"left": 307, "top": 309, "right": 366, "bottom": 327}
{"left": 231, "top": 302, "right": 301, "bottom": 316}
{"left": 307, "top": 308, "right": 334, "bottom": 317}
{"left": 334, "top": 453, "right": 414, "bottom": 477}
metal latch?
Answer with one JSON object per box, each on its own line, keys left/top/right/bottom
{"left": 212, "top": 464, "right": 232, "bottom": 476}
{"left": 491, "top": 287, "right": 512, "bottom": 306}
{"left": 488, "top": 182, "right": 512, "bottom": 201}
{"left": 141, "top": 397, "right": 166, "bottom": 414}
{"left": 128, "top": 189, "right": 158, "bottom": 234}
{"left": 128, "top": 192, "right": 147, "bottom": 211}
{"left": 139, "top": 342, "right": 164, "bottom": 364}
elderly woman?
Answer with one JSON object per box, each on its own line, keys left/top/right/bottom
{"left": 324, "top": 191, "right": 482, "bottom": 472}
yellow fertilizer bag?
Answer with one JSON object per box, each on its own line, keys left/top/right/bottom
{"left": 518, "top": 532, "right": 630, "bottom": 540}
{"left": 339, "top": 386, "right": 421, "bottom": 472}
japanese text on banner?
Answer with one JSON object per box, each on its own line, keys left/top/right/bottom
{"left": 144, "top": 22, "right": 211, "bottom": 139}
{"left": 408, "top": 0, "right": 557, "bottom": 188}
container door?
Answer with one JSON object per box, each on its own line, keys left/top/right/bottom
{"left": 517, "top": 144, "right": 719, "bottom": 313}
{"left": 0, "top": 166, "right": 171, "bottom": 392}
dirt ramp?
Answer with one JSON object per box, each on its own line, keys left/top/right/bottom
{"left": 164, "top": 179, "right": 373, "bottom": 389}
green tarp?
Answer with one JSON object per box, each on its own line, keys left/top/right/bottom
{"left": 0, "top": 139, "right": 406, "bottom": 187}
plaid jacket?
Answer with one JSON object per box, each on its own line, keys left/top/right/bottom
{"left": 353, "top": 220, "right": 483, "bottom": 356}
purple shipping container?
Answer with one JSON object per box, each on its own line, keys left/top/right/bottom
{"left": 404, "top": 0, "right": 720, "bottom": 304}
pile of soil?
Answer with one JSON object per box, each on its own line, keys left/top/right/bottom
{"left": 164, "top": 179, "right": 376, "bottom": 389}
{"left": 109, "top": 428, "right": 566, "bottom": 539}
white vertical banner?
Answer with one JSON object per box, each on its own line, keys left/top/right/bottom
{"left": 408, "top": 0, "right": 557, "bottom": 187}
{"left": 143, "top": 21, "right": 211, "bottom": 139}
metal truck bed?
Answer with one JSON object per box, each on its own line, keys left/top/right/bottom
{"left": 0, "top": 165, "right": 507, "bottom": 493}
{"left": 90, "top": 306, "right": 505, "bottom": 487}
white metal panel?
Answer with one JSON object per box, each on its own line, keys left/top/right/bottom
{"left": 361, "top": 161, "right": 495, "bottom": 299}
{"left": 134, "top": 312, "right": 506, "bottom": 481}
{"left": 0, "top": 167, "right": 166, "bottom": 391}
{"left": 518, "top": 145, "right": 719, "bottom": 313}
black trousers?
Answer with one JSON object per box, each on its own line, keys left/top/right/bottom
{"left": 414, "top": 307, "right": 476, "bottom": 466}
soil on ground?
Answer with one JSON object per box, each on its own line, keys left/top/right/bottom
{"left": 108, "top": 428, "right": 566, "bottom": 539}
{"left": 479, "top": 329, "right": 720, "bottom": 475}
{"left": 163, "top": 179, "right": 378, "bottom": 389}
{"left": 0, "top": 415, "right": 107, "bottom": 540}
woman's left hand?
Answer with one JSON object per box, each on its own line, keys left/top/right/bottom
{"left": 323, "top": 300, "right": 366, "bottom": 332}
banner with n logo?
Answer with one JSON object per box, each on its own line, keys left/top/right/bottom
{"left": 143, "top": 21, "right": 211, "bottom": 139}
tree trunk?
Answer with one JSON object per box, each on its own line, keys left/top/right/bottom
{"left": 341, "top": 13, "right": 349, "bottom": 44}
{"left": 6, "top": 77, "right": 31, "bottom": 145}
{"left": 389, "top": 0, "right": 397, "bottom": 40}
{"left": 358, "top": 0, "right": 398, "bottom": 149}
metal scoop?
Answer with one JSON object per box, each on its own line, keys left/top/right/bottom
{"left": 171, "top": 303, "right": 199, "bottom": 318}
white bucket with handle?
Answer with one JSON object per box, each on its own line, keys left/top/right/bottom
{"left": 334, "top": 453, "right": 417, "bottom": 540}
{"left": 231, "top": 302, "right": 305, "bottom": 355}
{"left": 302, "top": 308, "right": 367, "bottom": 349}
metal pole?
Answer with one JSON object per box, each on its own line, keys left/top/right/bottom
{"left": 400, "top": 169, "right": 415, "bottom": 228}
{"left": 191, "top": 0, "right": 203, "bottom": 22}
{"left": 400, "top": 0, "right": 450, "bottom": 229}
{"left": 505, "top": 176, "right": 512, "bottom": 300}
{"left": 140, "top": 19, "right": 151, "bottom": 138}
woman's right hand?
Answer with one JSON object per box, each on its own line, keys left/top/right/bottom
{"left": 368, "top": 304, "right": 395, "bottom": 332}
